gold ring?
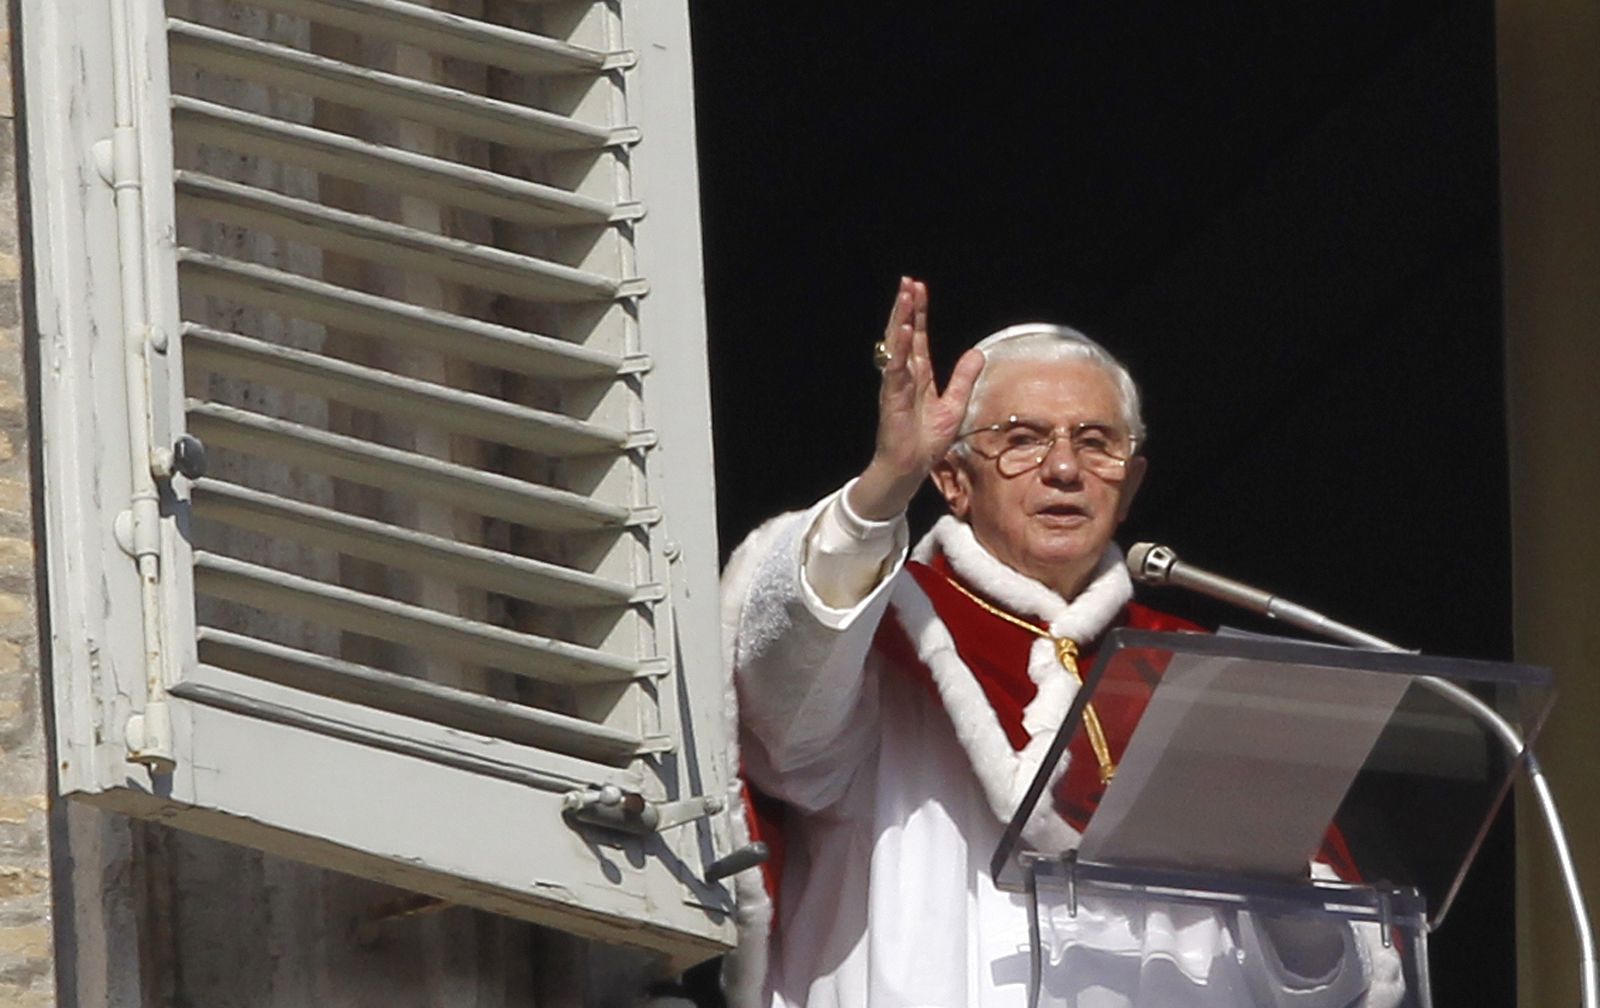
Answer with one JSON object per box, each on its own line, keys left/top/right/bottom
{"left": 873, "top": 341, "right": 892, "bottom": 370}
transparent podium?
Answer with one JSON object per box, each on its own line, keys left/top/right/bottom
{"left": 990, "top": 629, "right": 1554, "bottom": 1008}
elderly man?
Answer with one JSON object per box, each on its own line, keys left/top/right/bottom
{"left": 721, "top": 279, "right": 1400, "bottom": 1008}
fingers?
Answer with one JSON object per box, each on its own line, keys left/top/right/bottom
{"left": 880, "top": 278, "right": 927, "bottom": 395}
{"left": 903, "top": 279, "right": 934, "bottom": 388}
{"left": 882, "top": 277, "right": 912, "bottom": 340}
{"left": 911, "top": 279, "right": 929, "bottom": 344}
{"left": 942, "top": 347, "right": 985, "bottom": 414}
{"left": 883, "top": 278, "right": 916, "bottom": 355}
{"left": 929, "top": 347, "right": 984, "bottom": 448}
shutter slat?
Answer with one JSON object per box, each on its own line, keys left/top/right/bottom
{"left": 190, "top": 478, "right": 653, "bottom": 608}
{"left": 183, "top": 325, "right": 631, "bottom": 456}
{"left": 196, "top": 629, "right": 648, "bottom": 762}
{"left": 169, "top": 676, "right": 635, "bottom": 792}
{"left": 177, "top": 252, "right": 630, "bottom": 379}
{"left": 171, "top": 97, "right": 626, "bottom": 228}
{"left": 166, "top": 19, "right": 631, "bottom": 150}
{"left": 186, "top": 401, "right": 640, "bottom": 531}
{"left": 242, "top": 0, "right": 613, "bottom": 77}
{"left": 193, "top": 552, "right": 654, "bottom": 683}
{"left": 175, "top": 171, "right": 626, "bottom": 303}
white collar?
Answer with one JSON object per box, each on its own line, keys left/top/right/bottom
{"left": 911, "top": 515, "right": 1133, "bottom": 645}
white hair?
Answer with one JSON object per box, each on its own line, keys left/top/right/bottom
{"left": 960, "top": 323, "right": 1146, "bottom": 446}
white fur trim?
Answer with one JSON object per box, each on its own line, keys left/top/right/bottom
{"left": 892, "top": 517, "right": 1134, "bottom": 853}
{"left": 719, "top": 509, "right": 803, "bottom": 1008}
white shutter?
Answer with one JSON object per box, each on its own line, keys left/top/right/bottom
{"left": 22, "top": 0, "right": 738, "bottom": 964}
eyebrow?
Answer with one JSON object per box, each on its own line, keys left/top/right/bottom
{"left": 995, "top": 415, "right": 1119, "bottom": 431}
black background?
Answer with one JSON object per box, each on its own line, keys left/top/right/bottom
{"left": 688, "top": 3, "right": 1513, "bottom": 1002}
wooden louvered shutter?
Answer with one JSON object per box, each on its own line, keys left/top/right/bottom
{"left": 23, "top": 0, "right": 738, "bottom": 963}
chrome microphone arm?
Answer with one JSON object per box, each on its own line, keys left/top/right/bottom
{"left": 1128, "top": 543, "right": 1396, "bottom": 650}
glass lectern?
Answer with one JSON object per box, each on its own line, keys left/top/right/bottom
{"left": 991, "top": 629, "right": 1554, "bottom": 1008}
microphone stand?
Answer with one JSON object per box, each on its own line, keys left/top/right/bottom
{"left": 1131, "top": 544, "right": 1597, "bottom": 1008}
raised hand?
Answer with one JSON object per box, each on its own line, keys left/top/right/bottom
{"left": 848, "top": 277, "right": 984, "bottom": 520}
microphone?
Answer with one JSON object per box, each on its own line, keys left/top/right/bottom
{"left": 1125, "top": 542, "right": 1398, "bottom": 651}
{"left": 1126, "top": 542, "right": 1274, "bottom": 612}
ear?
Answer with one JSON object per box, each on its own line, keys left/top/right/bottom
{"left": 1114, "top": 455, "right": 1148, "bottom": 522}
{"left": 931, "top": 455, "right": 972, "bottom": 519}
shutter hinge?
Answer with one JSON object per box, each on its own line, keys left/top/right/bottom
{"left": 92, "top": 126, "right": 141, "bottom": 190}
{"left": 125, "top": 704, "right": 175, "bottom": 775}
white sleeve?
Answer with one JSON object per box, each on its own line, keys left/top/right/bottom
{"left": 800, "top": 477, "right": 907, "bottom": 616}
{"left": 722, "top": 485, "right": 908, "bottom": 811}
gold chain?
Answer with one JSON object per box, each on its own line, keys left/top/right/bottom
{"left": 938, "top": 574, "right": 1117, "bottom": 785}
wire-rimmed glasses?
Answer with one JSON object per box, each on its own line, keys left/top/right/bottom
{"left": 955, "top": 417, "right": 1138, "bottom": 481}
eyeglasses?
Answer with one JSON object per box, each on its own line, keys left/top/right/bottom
{"left": 955, "top": 417, "right": 1138, "bottom": 480}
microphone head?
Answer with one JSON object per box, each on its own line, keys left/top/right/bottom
{"left": 1126, "top": 542, "right": 1177, "bottom": 584}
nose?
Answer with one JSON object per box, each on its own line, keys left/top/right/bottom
{"left": 1038, "top": 434, "right": 1082, "bottom": 484}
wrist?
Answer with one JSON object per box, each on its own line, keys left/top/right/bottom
{"left": 848, "top": 460, "right": 923, "bottom": 521}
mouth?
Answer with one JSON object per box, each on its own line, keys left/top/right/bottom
{"left": 1034, "top": 502, "right": 1090, "bottom": 524}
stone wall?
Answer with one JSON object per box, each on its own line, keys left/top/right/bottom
{"left": 0, "top": 0, "right": 58, "bottom": 999}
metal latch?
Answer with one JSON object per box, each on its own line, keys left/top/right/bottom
{"left": 704, "top": 842, "right": 769, "bottom": 883}
{"left": 152, "top": 434, "right": 207, "bottom": 481}
{"left": 562, "top": 785, "right": 724, "bottom": 836}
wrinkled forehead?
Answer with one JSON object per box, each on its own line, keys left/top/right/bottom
{"left": 972, "top": 357, "right": 1126, "bottom": 427}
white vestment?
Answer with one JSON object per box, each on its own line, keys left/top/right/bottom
{"left": 720, "top": 487, "right": 1405, "bottom": 1008}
